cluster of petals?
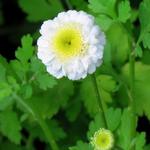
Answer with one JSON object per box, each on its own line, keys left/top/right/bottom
{"left": 37, "top": 10, "right": 105, "bottom": 80}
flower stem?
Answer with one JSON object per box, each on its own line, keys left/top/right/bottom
{"left": 13, "top": 93, "right": 59, "bottom": 150}
{"left": 129, "top": 48, "right": 135, "bottom": 96}
{"left": 91, "top": 74, "right": 108, "bottom": 128}
{"left": 65, "top": 0, "right": 73, "bottom": 10}
{"left": 129, "top": 45, "right": 135, "bottom": 109}
{"left": 36, "top": 115, "right": 59, "bottom": 150}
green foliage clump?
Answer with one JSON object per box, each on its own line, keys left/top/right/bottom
{"left": 0, "top": 0, "right": 150, "bottom": 150}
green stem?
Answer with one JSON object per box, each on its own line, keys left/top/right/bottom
{"left": 129, "top": 48, "right": 135, "bottom": 95}
{"left": 66, "top": 0, "right": 72, "bottom": 9}
{"left": 91, "top": 74, "right": 108, "bottom": 128}
{"left": 13, "top": 93, "right": 35, "bottom": 117}
{"left": 13, "top": 93, "right": 59, "bottom": 150}
{"left": 37, "top": 116, "right": 59, "bottom": 150}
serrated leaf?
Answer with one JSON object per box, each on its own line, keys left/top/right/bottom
{"left": 80, "top": 77, "right": 99, "bottom": 116}
{"left": 30, "top": 56, "right": 57, "bottom": 90}
{"left": 0, "top": 82, "right": 12, "bottom": 100}
{"left": 105, "top": 107, "right": 121, "bottom": 131}
{"left": 7, "top": 76, "right": 20, "bottom": 92}
{"left": 118, "top": 0, "right": 131, "bottom": 23}
{"left": 142, "top": 32, "right": 150, "bottom": 49}
{"left": 10, "top": 60, "right": 28, "bottom": 80}
{"left": 122, "top": 62, "right": 150, "bottom": 119}
{"left": 0, "top": 110, "right": 22, "bottom": 144}
{"left": 36, "top": 74, "right": 57, "bottom": 90}
{"left": 30, "top": 56, "right": 45, "bottom": 73}
{"left": 88, "top": 0, "right": 116, "bottom": 18}
{"left": 117, "top": 108, "right": 137, "bottom": 149}
{"left": 135, "top": 132, "right": 146, "bottom": 150}
{"left": 96, "top": 15, "right": 113, "bottom": 31}
{"left": 25, "top": 79, "right": 74, "bottom": 119}
{"left": 97, "top": 75, "right": 117, "bottom": 93}
{"left": 48, "top": 120, "right": 66, "bottom": 141}
{"left": 97, "top": 74, "right": 117, "bottom": 103}
{"left": 139, "top": 0, "right": 150, "bottom": 49}
{"left": 135, "top": 45, "right": 143, "bottom": 57}
{"left": 15, "top": 34, "right": 34, "bottom": 63}
{"left": 69, "top": 141, "right": 92, "bottom": 150}
{"left": 19, "top": 0, "right": 63, "bottom": 22}
{"left": 139, "top": 0, "right": 150, "bottom": 31}
{"left": 20, "top": 84, "right": 32, "bottom": 99}
{"left": 87, "top": 112, "right": 105, "bottom": 139}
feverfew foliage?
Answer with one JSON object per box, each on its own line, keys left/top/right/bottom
{"left": 0, "top": 0, "right": 150, "bottom": 150}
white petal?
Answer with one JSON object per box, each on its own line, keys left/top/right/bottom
{"left": 37, "top": 10, "right": 106, "bottom": 80}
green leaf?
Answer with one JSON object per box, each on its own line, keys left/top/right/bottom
{"left": 80, "top": 77, "right": 99, "bottom": 116}
{"left": 30, "top": 56, "right": 57, "bottom": 90}
{"left": 65, "top": 97, "right": 81, "bottom": 122}
{"left": 0, "top": 63, "right": 6, "bottom": 81}
{"left": 15, "top": 34, "right": 34, "bottom": 63}
{"left": 36, "top": 74, "right": 57, "bottom": 90}
{"left": 0, "top": 82, "right": 12, "bottom": 100}
{"left": 20, "top": 84, "right": 32, "bottom": 99}
{"left": 139, "top": 0, "right": 150, "bottom": 49}
{"left": 105, "top": 107, "right": 122, "bottom": 131}
{"left": 97, "top": 74, "right": 117, "bottom": 104}
{"left": 117, "top": 108, "right": 137, "bottom": 149}
{"left": 69, "top": 141, "right": 92, "bottom": 150}
{"left": 0, "top": 97, "right": 13, "bottom": 111}
{"left": 142, "top": 50, "right": 150, "bottom": 65}
{"left": 97, "top": 75, "right": 117, "bottom": 93}
{"left": 122, "top": 62, "right": 150, "bottom": 119}
{"left": 135, "top": 45, "right": 143, "bottom": 58}
{"left": 107, "top": 23, "right": 130, "bottom": 64}
{"left": 7, "top": 76, "right": 20, "bottom": 92}
{"left": 19, "top": 0, "right": 63, "bottom": 22}
{"left": 142, "top": 32, "right": 150, "bottom": 49}
{"left": 25, "top": 79, "right": 74, "bottom": 119}
{"left": 135, "top": 132, "right": 146, "bottom": 150}
{"left": 139, "top": 0, "right": 150, "bottom": 31}
{"left": 30, "top": 56, "right": 45, "bottom": 73}
{"left": 0, "top": 110, "right": 22, "bottom": 144}
{"left": 26, "top": 119, "right": 66, "bottom": 142}
{"left": 118, "top": 0, "right": 131, "bottom": 23}
{"left": 87, "top": 112, "right": 105, "bottom": 139}
{"left": 96, "top": 15, "right": 113, "bottom": 31}
{"left": 102, "top": 42, "right": 112, "bottom": 66}
{"left": 88, "top": 0, "right": 116, "bottom": 18}
{"left": 48, "top": 120, "right": 66, "bottom": 141}
{"left": 10, "top": 60, "right": 28, "bottom": 80}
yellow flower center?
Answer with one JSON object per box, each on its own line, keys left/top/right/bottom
{"left": 95, "top": 132, "right": 111, "bottom": 149}
{"left": 52, "top": 25, "right": 86, "bottom": 61}
{"left": 91, "top": 129, "right": 114, "bottom": 150}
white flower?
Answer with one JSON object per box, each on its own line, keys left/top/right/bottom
{"left": 37, "top": 10, "right": 105, "bottom": 80}
{"left": 91, "top": 128, "right": 114, "bottom": 150}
